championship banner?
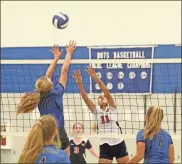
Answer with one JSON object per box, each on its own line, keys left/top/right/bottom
{"left": 89, "top": 46, "right": 154, "bottom": 94}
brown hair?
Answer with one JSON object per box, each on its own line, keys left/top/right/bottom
{"left": 17, "top": 76, "right": 53, "bottom": 114}
{"left": 143, "top": 106, "right": 164, "bottom": 140}
{"left": 18, "top": 115, "right": 60, "bottom": 163}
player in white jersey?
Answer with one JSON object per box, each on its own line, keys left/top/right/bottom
{"left": 73, "top": 67, "right": 129, "bottom": 164}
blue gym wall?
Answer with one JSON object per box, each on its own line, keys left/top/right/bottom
{"left": 1, "top": 45, "right": 181, "bottom": 93}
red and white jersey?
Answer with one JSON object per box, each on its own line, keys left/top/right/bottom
{"left": 93, "top": 106, "right": 123, "bottom": 145}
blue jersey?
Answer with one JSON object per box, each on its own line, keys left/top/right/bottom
{"left": 137, "top": 129, "right": 173, "bottom": 163}
{"left": 35, "top": 145, "right": 70, "bottom": 164}
{"left": 38, "top": 83, "right": 65, "bottom": 128}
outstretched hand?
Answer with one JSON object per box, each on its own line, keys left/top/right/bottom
{"left": 50, "top": 44, "right": 62, "bottom": 59}
{"left": 66, "top": 40, "right": 76, "bottom": 55}
{"left": 85, "top": 66, "right": 98, "bottom": 79}
{"left": 72, "top": 69, "right": 83, "bottom": 84}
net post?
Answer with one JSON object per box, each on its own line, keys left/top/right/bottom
{"left": 144, "top": 95, "right": 147, "bottom": 126}
{"left": 173, "top": 86, "right": 177, "bottom": 134}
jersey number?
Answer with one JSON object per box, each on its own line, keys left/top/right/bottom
{"left": 100, "top": 115, "right": 110, "bottom": 124}
{"left": 40, "top": 156, "right": 46, "bottom": 164}
{"left": 74, "top": 147, "right": 79, "bottom": 154}
{"left": 41, "top": 97, "right": 51, "bottom": 108}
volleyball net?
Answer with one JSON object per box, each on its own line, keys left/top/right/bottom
{"left": 1, "top": 56, "right": 181, "bottom": 138}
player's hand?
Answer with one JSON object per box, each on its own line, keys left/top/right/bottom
{"left": 66, "top": 40, "right": 76, "bottom": 55}
{"left": 72, "top": 69, "right": 83, "bottom": 84}
{"left": 50, "top": 44, "right": 62, "bottom": 59}
{"left": 85, "top": 66, "right": 98, "bottom": 80}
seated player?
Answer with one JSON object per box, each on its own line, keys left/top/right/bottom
{"left": 17, "top": 41, "right": 76, "bottom": 155}
{"left": 127, "top": 106, "right": 175, "bottom": 164}
{"left": 70, "top": 123, "right": 99, "bottom": 164}
{"left": 72, "top": 67, "right": 129, "bottom": 164}
{"left": 18, "top": 115, "right": 70, "bottom": 164}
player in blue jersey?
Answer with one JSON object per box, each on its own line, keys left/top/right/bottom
{"left": 17, "top": 41, "right": 76, "bottom": 155}
{"left": 127, "top": 106, "right": 175, "bottom": 164}
{"left": 18, "top": 115, "right": 70, "bottom": 163}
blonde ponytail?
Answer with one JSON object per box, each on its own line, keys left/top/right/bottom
{"left": 18, "top": 115, "right": 59, "bottom": 163}
{"left": 18, "top": 121, "right": 43, "bottom": 163}
{"left": 143, "top": 106, "right": 164, "bottom": 140}
{"left": 17, "top": 91, "right": 40, "bottom": 114}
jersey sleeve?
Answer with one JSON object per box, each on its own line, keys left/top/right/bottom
{"left": 93, "top": 107, "right": 101, "bottom": 114}
{"left": 110, "top": 106, "right": 117, "bottom": 112}
{"left": 136, "top": 130, "right": 145, "bottom": 142}
{"left": 168, "top": 135, "right": 173, "bottom": 144}
{"left": 54, "top": 83, "right": 65, "bottom": 96}
{"left": 86, "top": 139, "right": 92, "bottom": 149}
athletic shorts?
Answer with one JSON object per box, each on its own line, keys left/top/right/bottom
{"left": 58, "top": 128, "right": 70, "bottom": 150}
{"left": 99, "top": 140, "right": 128, "bottom": 160}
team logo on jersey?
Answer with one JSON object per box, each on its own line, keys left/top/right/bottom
{"left": 74, "top": 147, "right": 79, "bottom": 154}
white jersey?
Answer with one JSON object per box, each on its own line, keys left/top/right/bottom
{"left": 93, "top": 106, "right": 123, "bottom": 146}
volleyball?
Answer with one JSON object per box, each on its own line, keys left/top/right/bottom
{"left": 52, "top": 12, "right": 69, "bottom": 29}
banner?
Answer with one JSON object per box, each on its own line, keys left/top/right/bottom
{"left": 89, "top": 46, "right": 154, "bottom": 94}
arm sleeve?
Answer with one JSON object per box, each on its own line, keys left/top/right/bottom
{"left": 169, "top": 135, "right": 173, "bottom": 144}
{"left": 86, "top": 139, "right": 92, "bottom": 149}
{"left": 136, "top": 130, "right": 145, "bottom": 143}
{"left": 93, "top": 107, "right": 100, "bottom": 114}
{"left": 54, "top": 83, "right": 65, "bottom": 97}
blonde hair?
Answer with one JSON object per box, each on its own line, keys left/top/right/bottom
{"left": 17, "top": 76, "right": 53, "bottom": 114}
{"left": 18, "top": 115, "right": 61, "bottom": 163}
{"left": 143, "top": 106, "right": 164, "bottom": 140}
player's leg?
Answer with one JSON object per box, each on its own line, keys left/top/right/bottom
{"left": 115, "top": 140, "right": 129, "bottom": 164}
{"left": 116, "top": 156, "right": 129, "bottom": 164}
{"left": 98, "top": 143, "right": 113, "bottom": 164}
{"left": 98, "top": 158, "right": 113, "bottom": 164}
{"left": 59, "top": 128, "right": 70, "bottom": 156}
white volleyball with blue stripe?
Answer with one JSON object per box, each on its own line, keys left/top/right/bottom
{"left": 52, "top": 12, "right": 69, "bottom": 29}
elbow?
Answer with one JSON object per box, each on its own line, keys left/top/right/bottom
{"left": 61, "top": 68, "right": 69, "bottom": 74}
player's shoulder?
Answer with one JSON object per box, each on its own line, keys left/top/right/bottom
{"left": 69, "top": 137, "right": 74, "bottom": 142}
{"left": 58, "top": 148, "right": 67, "bottom": 156}
{"left": 82, "top": 138, "right": 89, "bottom": 143}
{"left": 137, "top": 129, "right": 144, "bottom": 135}
{"left": 94, "top": 106, "right": 103, "bottom": 114}
{"left": 52, "top": 83, "right": 65, "bottom": 95}
{"left": 109, "top": 106, "right": 117, "bottom": 112}
{"left": 159, "top": 129, "right": 171, "bottom": 137}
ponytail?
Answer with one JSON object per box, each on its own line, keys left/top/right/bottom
{"left": 143, "top": 106, "right": 163, "bottom": 140}
{"left": 17, "top": 91, "right": 40, "bottom": 114}
{"left": 18, "top": 121, "right": 44, "bottom": 163}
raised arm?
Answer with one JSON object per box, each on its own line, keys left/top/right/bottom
{"left": 73, "top": 69, "right": 96, "bottom": 113}
{"left": 45, "top": 45, "right": 62, "bottom": 79}
{"left": 85, "top": 66, "right": 116, "bottom": 108}
{"left": 59, "top": 41, "right": 76, "bottom": 88}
